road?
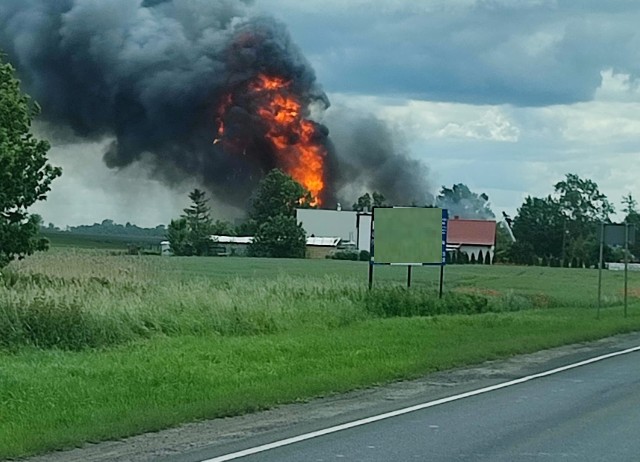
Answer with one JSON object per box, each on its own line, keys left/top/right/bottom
{"left": 193, "top": 346, "right": 640, "bottom": 462}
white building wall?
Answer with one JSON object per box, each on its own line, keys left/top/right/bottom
{"left": 296, "top": 209, "right": 357, "bottom": 242}
{"left": 459, "top": 245, "right": 494, "bottom": 262}
{"left": 357, "top": 213, "right": 372, "bottom": 252}
{"left": 296, "top": 209, "right": 372, "bottom": 251}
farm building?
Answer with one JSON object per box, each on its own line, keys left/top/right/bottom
{"left": 446, "top": 217, "right": 497, "bottom": 263}
{"left": 296, "top": 209, "right": 371, "bottom": 251}
{"left": 306, "top": 236, "right": 341, "bottom": 259}
{"left": 160, "top": 241, "right": 172, "bottom": 256}
{"left": 211, "top": 235, "right": 253, "bottom": 256}
{"left": 207, "top": 235, "right": 342, "bottom": 258}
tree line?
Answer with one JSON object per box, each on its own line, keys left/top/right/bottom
{"left": 167, "top": 169, "right": 310, "bottom": 258}
{"left": 506, "top": 174, "right": 639, "bottom": 267}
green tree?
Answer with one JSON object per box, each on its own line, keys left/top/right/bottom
{"left": 512, "top": 195, "right": 564, "bottom": 260}
{"left": 554, "top": 174, "right": 613, "bottom": 265}
{"left": 622, "top": 193, "right": 638, "bottom": 216}
{"left": 249, "top": 214, "right": 306, "bottom": 258}
{"left": 352, "top": 193, "right": 371, "bottom": 212}
{"left": 493, "top": 223, "right": 514, "bottom": 263}
{"left": 211, "top": 219, "right": 235, "bottom": 236}
{"left": 436, "top": 184, "right": 494, "bottom": 219}
{"left": 166, "top": 218, "right": 193, "bottom": 256}
{"left": 249, "top": 169, "right": 314, "bottom": 224}
{"left": 622, "top": 193, "right": 640, "bottom": 261}
{"left": 182, "top": 189, "right": 214, "bottom": 256}
{"left": 372, "top": 192, "right": 386, "bottom": 207}
{"left": 166, "top": 189, "right": 216, "bottom": 256}
{"left": 352, "top": 191, "right": 387, "bottom": 211}
{"left": 246, "top": 170, "right": 311, "bottom": 258}
{"left": 508, "top": 240, "right": 536, "bottom": 265}
{"left": 0, "top": 57, "right": 62, "bottom": 268}
{"left": 554, "top": 174, "right": 613, "bottom": 233}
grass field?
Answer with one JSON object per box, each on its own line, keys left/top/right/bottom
{"left": 1, "top": 250, "right": 640, "bottom": 459}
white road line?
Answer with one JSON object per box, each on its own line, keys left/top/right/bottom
{"left": 201, "top": 345, "right": 640, "bottom": 462}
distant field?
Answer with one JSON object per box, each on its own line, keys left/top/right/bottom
{"left": 161, "top": 256, "right": 636, "bottom": 308}
{"left": 42, "top": 231, "right": 163, "bottom": 251}
{"left": 1, "top": 250, "right": 639, "bottom": 459}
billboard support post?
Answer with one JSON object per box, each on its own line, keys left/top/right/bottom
{"left": 439, "top": 265, "right": 444, "bottom": 299}
{"left": 597, "top": 222, "right": 604, "bottom": 319}
{"left": 625, "top": 223, "right": 629, "bottom": 317}
{"left": 407, "top": 266, "right": 412, "bottom": 288}
{"left": 598, "top": 222, "right": 635, "bottom": 317}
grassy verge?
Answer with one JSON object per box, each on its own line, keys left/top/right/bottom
{"left": 2, "top": 305, "right": 640, "bottom": 459}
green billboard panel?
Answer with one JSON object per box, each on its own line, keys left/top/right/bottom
{"left": 372, "top": 207, "right": 446, "bottom": 265}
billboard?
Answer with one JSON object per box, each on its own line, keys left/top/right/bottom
{"left": 371, "top": 207, "right": 447, "bottom": 265}
{"left": 599, "top": 224, "right": 636, "bottom": 246}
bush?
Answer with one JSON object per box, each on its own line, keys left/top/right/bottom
{"left": 361, "top": 288, "right": 490, "bottom": 318}
{"left": 331, "top": 251, "right": 359, "bottom": 261}
{"left": 358, "top": 250, "right": 370, "bottom": 261}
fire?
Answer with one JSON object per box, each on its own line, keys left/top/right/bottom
{"left": 215, "top": 74, "right": 326, "bottom": 205}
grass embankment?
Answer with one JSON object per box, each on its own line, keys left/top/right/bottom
{"left": 1, "top": 251, "right": 639, "bottom": 459}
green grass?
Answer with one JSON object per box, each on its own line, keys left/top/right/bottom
{"left": 1, "top": 250, "right": 640, "bottom": 459}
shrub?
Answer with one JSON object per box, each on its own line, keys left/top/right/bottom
{"left": 331, "top": 251, "right": 359, "bottom": 261}
{"left": 361, "top": 288, "right": 490, "bottom": 318}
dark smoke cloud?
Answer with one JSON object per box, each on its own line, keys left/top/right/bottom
{"left": 1, "top": 0, "right": 429, "bottom": 210}
{"left": 327, "top": 110, "right": 433, "bottom": 207}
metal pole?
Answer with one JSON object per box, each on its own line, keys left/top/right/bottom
{"left": 368, "top": 262, "right": 374, "bottom": 290}
{"left": 407, "top": 266, "right": 412, "bottom": 288}
{"left": 597, "top": 222, "right": 604, "bottom": 319}
{"left": 624, "top": 223, "right": 629, "bottom": 317}
{"left": 439, "top": 265, "right": 444, "bottom": 298}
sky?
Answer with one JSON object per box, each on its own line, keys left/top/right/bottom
{"left": 31, "top": 0, "right": 640, "bottom": 227}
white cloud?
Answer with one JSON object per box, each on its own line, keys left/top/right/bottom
{"left": 595, "top": 69, "right": 640, "bottom": 102}
{"left": 437, "top": 109, "right": 520, "bottom": 142}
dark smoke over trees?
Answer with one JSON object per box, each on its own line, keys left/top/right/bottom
{"left": 0, "top": 0, "right": 431, "bottom": 211}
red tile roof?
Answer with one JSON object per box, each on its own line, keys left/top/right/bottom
{"left": 447, "top": 218, "right": 496, "bottom": 246}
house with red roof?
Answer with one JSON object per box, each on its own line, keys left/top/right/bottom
{"left": 446, "top": 217, "right": 497, "bottom": 263}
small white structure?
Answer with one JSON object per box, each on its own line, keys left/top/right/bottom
{"left": 211, "top": 235, "right": 253, "bottom": 256}
{"left": 606, "top": 262, "right": 640, "bottom": 271}
{"left": 306, "top": 236, "right": 341, "bottom": 259}
{"left": 160, "top": 241, "right": 172, "bottom": 256}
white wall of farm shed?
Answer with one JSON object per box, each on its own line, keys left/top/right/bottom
{"left": 357, "top": 213, "right": 371, "bottom": 253}
{"left": 296, "top": 209, "right": 371, "bottom": 251}
{"left": 297, "top": 209, "right": 356, "bottom": 242}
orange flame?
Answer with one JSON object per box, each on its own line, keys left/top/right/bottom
{"left": 216, "top": 74, "right": 326, "bottom": 205}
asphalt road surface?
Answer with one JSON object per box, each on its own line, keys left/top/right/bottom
{"left": 198, "top": 347, "right": 640, "bottom": 462}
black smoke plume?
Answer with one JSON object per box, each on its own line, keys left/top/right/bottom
{"left": 1, "top": 0, "right": 429, "bottom": 209}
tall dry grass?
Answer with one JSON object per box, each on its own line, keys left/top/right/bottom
{"left": 0, "top": 250, "right": 543, "bottom": 350}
